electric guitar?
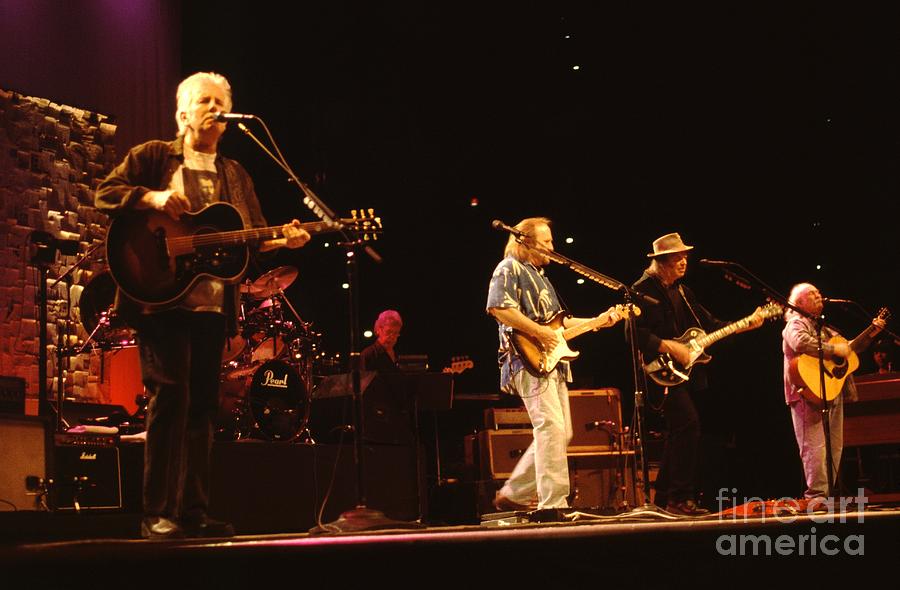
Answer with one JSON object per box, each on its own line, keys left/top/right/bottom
{"left": 509, "top": 304, "right": 640, "bottom": 376}
{"left": 106, "top": 202, "right": 381, "bottom": 307}
{"left": 789, "top": 307, "right": 891, "bottom": 406}
{"left": 442, "top": 356, "right": 474, "bottom": 375}
{"left": 642, "top": 302, "right": 783, "bottom": 387}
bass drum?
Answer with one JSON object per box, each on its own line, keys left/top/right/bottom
{"left": 248, "top": 360, "right": 309, "bottom": 441}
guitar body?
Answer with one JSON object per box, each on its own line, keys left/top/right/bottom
{"left": 508, "top": 311, "right": 580, "bottom": 376}
{"left": 643, "top": 327, "right": 712, "bottom": 387}
{"left": 106, "top": 202, "right": 249, "bottom": 307}
{"left": 789, "top": 335, "right": 859, "bottom": 406}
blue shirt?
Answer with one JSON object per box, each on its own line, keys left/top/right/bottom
{"left": 486, "top": 256, "right": 571, "bottom": 392}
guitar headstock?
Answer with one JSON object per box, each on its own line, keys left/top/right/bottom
{"left": 608, "top": 303, "right": 641, "bottom": 321}
{"left": 442, "top": 355, "right": 474, "bottom": 374}
{"left": 876, "top": 307, "right": 891, "bottom": 322}
{"left": 338, "top": 209, "right": 383, "bottom": 241}
{"left": 759, "top": 302, "right": 785, "bottom": 321}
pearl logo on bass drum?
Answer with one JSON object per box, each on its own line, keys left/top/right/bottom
{"left": 261, "top": 370, "right": 289, "bottom": 388}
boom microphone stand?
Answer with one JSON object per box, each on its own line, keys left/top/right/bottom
{"left": 227, "top": 115, "right": 421, "bottom": 532}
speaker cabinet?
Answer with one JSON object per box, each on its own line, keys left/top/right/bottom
{"left": 568, "top": 389, "right": 624, "bottom": 453}
{"left": 476, "top": 429, "right": 533, "bottom": 480}
{"left": 568, "top": 452, "right": 637, "bottom": 510}
{"left": 52, "top": 434, "right": 122, "bottom": 511}
{"left": 0, "top": 415, "right": 51, "bottom": 511}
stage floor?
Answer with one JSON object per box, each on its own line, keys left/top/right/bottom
{"left": 3, "top": 501, "right": 898, "bottom": 588}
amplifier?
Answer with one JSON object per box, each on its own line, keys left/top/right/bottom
{"left": 0, "top": 376, "right": 26, "bottom": 414}
{"left": 483, "top": 407, "right": 530, "bottom": 430}
{"left": 52, "top": 434, "right": 122, "bottom": 511}
{"left": 568, "top": 389, "right": 624, "bottom": 453}
{"left": 475, "top": 429, "right": 533, "bottom": 480}
{"left": 0, "top": 415, "right": 50, "bottom": 511}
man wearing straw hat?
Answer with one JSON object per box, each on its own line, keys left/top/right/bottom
{"left": 631, "top": 233, "right": 764, "bottom": 516}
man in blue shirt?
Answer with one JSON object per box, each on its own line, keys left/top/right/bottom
{"left": 486, "top": 217, "right": 617, "bottom": 512}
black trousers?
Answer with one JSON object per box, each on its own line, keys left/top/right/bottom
{"left": 654, "top": 385, "right": 701, "bottom": 504}
{"left": 134, "top": 310, "right": 226, "bottom": 519}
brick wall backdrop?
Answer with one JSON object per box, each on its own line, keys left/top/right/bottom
{"left": 0, "top": 88, "right": 119, "bottom": 413}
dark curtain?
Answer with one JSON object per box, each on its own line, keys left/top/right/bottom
{"left": 0, "top": 0, "right": 181, "bottom": 155}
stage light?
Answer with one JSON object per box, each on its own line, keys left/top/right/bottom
{"left": 565, "top": 237, "right": 574, "bottom": 244}
{"left": 364, "top": 330, "right": 373, "bottom": 338}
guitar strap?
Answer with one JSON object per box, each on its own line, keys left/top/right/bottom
{"left": 678, "top": 284, "right": 704, "bottom": 329}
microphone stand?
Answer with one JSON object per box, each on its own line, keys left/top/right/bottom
{"left": 230, "top": 117, "right": 421, "bottom": 532}
{"left": 700, "top": 259, "right": 839, "bottom": 498}
{"left": 47, "top": 241, "right": 104, "bottom": 434}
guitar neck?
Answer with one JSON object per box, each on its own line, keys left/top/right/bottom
{"left": 695, "top": 313, "right": 755, "bottom": 349}
{"left": 184, "top": 220, "right": 338, "bottom": 248}
{"left": 562, "top": 311, "right": 613, "bottom": 341}
{"left": 849, "top": 320, "right": 883, "bottom": 353}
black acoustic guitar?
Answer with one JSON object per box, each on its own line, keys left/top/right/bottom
{"left": 106, "top": 201, "right": 380, "bottom": 307}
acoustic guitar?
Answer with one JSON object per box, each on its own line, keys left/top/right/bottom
{"left": 106, "top": 202, "right": 380, "bottom": 308}
{"left": 789, "top": 307, "right": 890, "bottom": 406}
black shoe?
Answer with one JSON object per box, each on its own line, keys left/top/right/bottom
{"left": 665, "top": 499, "right": 710, "bottom": 517}
{"left": 181, "top": 514, "right": 235, "bottom": 538}
{"left": 141, "top": 516, "right": 185, "bottom": 540}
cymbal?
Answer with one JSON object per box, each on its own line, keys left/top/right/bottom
{"left": 242, "top": 266, "right": 298, "bottom": 299}
{"left": 78, "top": 269, "right": 134, "bottom": 342}
{"left": 78, "top": 270, "right": 118, "bottom": 334}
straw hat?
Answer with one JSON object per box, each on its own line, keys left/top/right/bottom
{"left": 647, "top": 232, "right": 694, "bottom": 258}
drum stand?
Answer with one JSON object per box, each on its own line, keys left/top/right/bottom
{"left": 268, "top": 288, "right": 315, "bottom": 444}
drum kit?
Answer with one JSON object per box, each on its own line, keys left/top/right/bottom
{"left": 77, "top": 265, "right": 340, "bottom": 442}
{"left": 216, "top": 265, "right": 338, "bottom": 442}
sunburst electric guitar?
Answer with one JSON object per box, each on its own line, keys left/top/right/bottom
{"left": 509, "top": 304, "right": 640, "bottom": 376}
{"left": 789, "top": 307, "right": 891, "bottom": 406}
{"left": 642, "top": 302, "right": 784, "bottom": 387}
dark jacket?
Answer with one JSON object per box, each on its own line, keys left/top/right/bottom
{"left": 631, "top": 270, "right": 727, "bottom": 391}
{"left": 95, "top": 137, "right": 268, "bottom": 335}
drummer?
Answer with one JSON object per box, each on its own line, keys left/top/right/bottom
{"left": 361, "top": 310, "right": 403, "bottom": 373}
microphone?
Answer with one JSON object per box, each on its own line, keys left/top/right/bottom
{"left": 698, "top": 259, "right": 731, "bottom": 267}
{"left": 213, "top": 112, "right": 256, "bottom": 122}
{"left": 823, "top": 297, "right": 853, "bottom": 304}
{"left": 491, "top": 219, "right": 527, "bottom": 238}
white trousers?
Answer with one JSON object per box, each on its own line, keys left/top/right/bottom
{"left": 500, "top": 370, "right": 573, "bottom": 509}
{"left": 790, "top": 395, "right": 844, "bottom": 499}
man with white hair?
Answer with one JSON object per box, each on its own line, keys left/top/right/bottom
{"left": 97, "top": 72, "right": 310, "bottom": 539}
{"left": 782, "top": 282, "right": 885, "bottom": 502}
{"left": 361, "top": 309, "right": 403, "bottom": 373}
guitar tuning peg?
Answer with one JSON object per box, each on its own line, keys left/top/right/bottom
{"left": 351, "top": 209, "right": 358, "bottom": 219}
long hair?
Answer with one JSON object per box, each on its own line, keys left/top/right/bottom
{"left": 175, "top": 72, "right": 233, "bottom": 136}
{"left": 504, "top": 217, "right": 551, "bottom": 262}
